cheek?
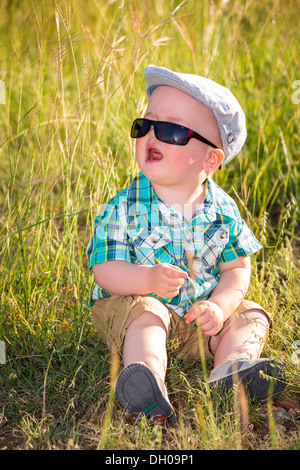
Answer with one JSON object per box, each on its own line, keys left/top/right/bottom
{"left": 172, "top": 148, "right": 202, "bottom": 172}
{"left": 184, "top": 143, "right": 207, "bottom": 169}
{"left": 135, "top": 139, "right": 144, "bottom": 161}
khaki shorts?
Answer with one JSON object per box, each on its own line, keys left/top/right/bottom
{"left": 91, "top": 295, "right": 271, "bottom": 360}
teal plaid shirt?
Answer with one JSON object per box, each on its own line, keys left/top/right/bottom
{"left": 86, "top": 172, "right": 262, "bottom": 318}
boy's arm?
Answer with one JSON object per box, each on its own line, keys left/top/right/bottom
{"left": 185, "top": 256, "right": 251, "bottom": 335}
{"left": 208, "top": 255, "right": 251, "bottom": 318}
{"left": 92, "top": 260, "right": 188, "bottom": 299}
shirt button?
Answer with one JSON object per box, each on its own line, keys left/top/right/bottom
{"left": 151, "top": 236, "right": 158, "bottom": 243}
{"left": 220, "top": 231, "right": 227, "bottom": 239}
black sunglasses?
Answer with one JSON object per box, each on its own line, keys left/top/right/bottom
{"left": 131, "top": 118, "right": 219, "bottom": 148}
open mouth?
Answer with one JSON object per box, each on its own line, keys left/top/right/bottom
{"left": 147, "top": 148, "right": 163, "bottom": 162}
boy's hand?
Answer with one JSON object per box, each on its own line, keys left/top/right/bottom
{"left": 185, "top": 300, "right": 224, "bottom": 336}
{"left": 149, "top": 263, "right": 188, "bottom": 299}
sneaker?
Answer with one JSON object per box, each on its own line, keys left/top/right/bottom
{"left": 208, "top": 358, "right": 286, "bottom": 402}
{"left": 115, "top": 362, "right": 176, "bottom": 425}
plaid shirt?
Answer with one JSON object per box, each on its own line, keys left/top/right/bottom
{"left": 86, "top": 172, "right": 262, "bottom": 318}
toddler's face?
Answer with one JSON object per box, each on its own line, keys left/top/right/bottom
{"left": 135, "top": 86, "right": 220, "bottom": 193}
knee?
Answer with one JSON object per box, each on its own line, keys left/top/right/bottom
{"left": 129, "top": 310, "right": 167, "bottom": 331}
{"left": 239, "top": 308, "right": 270, "bottom": 329}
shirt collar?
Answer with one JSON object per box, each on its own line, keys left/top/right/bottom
{"left": 127, "top": 172, "right": 239, "bottom": 221}
{"left": 127, "top": 172, "right": 159, "bottom": 215}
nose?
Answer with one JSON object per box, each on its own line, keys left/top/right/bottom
{"left": 148, "top": 124, "right": 157, "bottom": 140}
{"left": 148, "top": 123, "right": 156, "bottom": 139}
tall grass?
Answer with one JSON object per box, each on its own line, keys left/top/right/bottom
{"left": 0, "top": 0, "right": 299, "bottom": 450}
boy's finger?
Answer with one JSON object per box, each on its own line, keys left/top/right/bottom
{"left": 165, "top": 265, "right": 188, "bottom": 279}
{"left": 185, "top": 304, "right": 205, "bottom": 324}
{"left": 184, "top": 306, "right": 195, "bottom": 323}
{"left": 167, "top": 278, "right": 185, "bottom": 288}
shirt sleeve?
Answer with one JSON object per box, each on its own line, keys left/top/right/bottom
{"left": 86, "top": 201, "right": 132, "bottom": 270}
{"left": 219, "top": 218, "right": 262, "bottom": 263}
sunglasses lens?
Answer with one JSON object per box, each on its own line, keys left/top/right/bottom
{"left": 156, "top": 122, "right": 187, "bottom": 145}
{"left": 131, "top": 119, "right": 150, "bottom": 138}
{"left": 131, "top": 119, "right": 189, "bottom": 145}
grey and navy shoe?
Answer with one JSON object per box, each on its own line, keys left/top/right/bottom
{"left": 208, "top": 358, "right": 286, "bottom": 403}
{"left": 115, "top": 362, "right": 176, "bottom": 426}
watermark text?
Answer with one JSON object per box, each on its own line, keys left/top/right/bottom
{"left": 0, "top": 341, "right": 6, "bottom": 364}
{"left": 291, "top": 80, "right": 300, "bottom": 104}
{"left": 291, "top": 340, "right": 300, "bottom": 365}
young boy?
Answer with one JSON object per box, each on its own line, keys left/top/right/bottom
{"left": 86, "top": 65, "right": 286, "bottom": 425}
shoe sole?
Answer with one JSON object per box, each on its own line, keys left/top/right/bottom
{"left": 115, "top": 362, "right": 176, "bottom": 424}
{"left": 210, "top": 359, "right": 286, "bottom": 402}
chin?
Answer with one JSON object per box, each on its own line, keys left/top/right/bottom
{"left": 139, "top": 165, "right": 165, "bottom": 181}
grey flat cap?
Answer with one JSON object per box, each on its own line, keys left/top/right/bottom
{"left": 144, "top": 65, "right": 247, "bottom": 164}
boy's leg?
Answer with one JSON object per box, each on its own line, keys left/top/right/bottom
{"left": 213, "top": 308, "right": 269, "bottom": 367}
{"left": 117, "top": 310, "right": 177, "bottom": 424}
{"left": 106, "top": 300, "right": 176, "bottom": 424}
{"left": 92, "top": 295, "right": 176, "bottom": 424}
{"left": 208, "top": 305, "right": 286, "bottom": 401}
{"left": 123, "top": 310, "right": 168, "bottom": 381}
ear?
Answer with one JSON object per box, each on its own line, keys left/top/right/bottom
{"left": 204, "top": 148, "right": 224, "bottom": 172}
